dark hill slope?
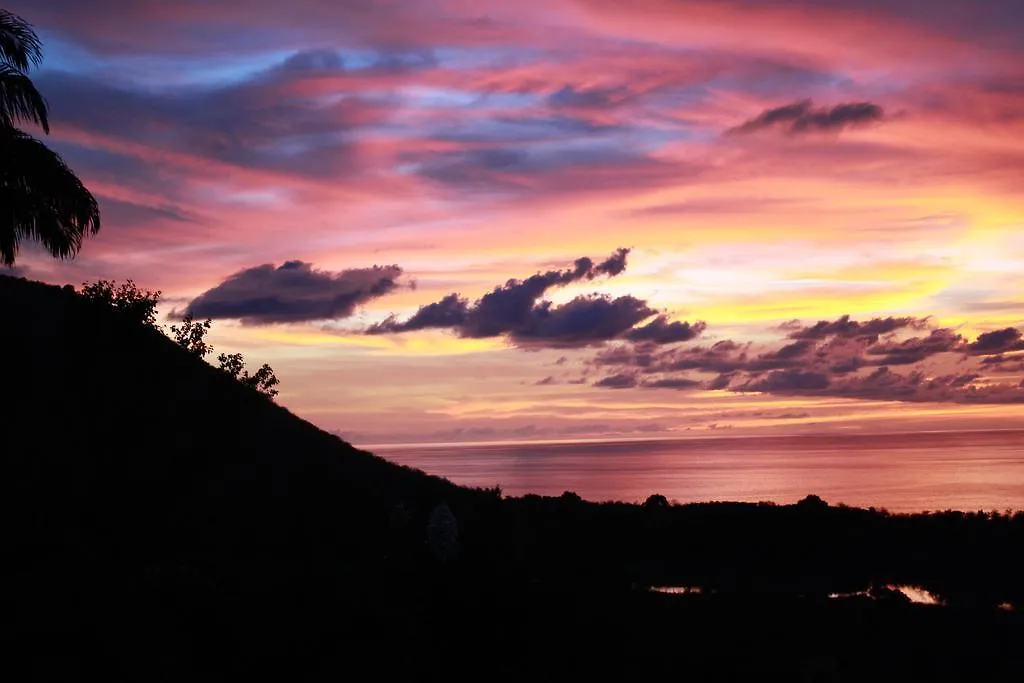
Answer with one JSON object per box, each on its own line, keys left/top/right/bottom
{"left": 2, "top": 274, "right": 478, "bottom": 537}
{"left": 1, "top": 274, "right": 507, "bottom": 678}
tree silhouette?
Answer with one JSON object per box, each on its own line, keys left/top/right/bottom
{"left": 170, "top": 314, "right": 214, "bottom": 358}
{"left": 80, "top": 279, "right": 161, "bottom": 329}
{"left": 0, "top": 9, "right": 100, "bottom": 266}
{"left": 644, "top": 494, "right": 669, "bottom": 509}
{"left": 171, "top": 317, "right": 281, "bottom": 398}
{"left": 169, "top": 311, "right": 281, "bottom": 398}
{"left": 217, "top": 352, "right": 281, "bottom": 399}
{"left": 81, "top": 278, "right": 282, "bottom": 399}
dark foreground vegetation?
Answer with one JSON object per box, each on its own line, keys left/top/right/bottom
{"left": 4, "top": 273, "right": 1024, "bottom": 681}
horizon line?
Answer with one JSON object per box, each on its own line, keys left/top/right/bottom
{"left": 358, "top": 425, "right": 1024, "bottom": 451}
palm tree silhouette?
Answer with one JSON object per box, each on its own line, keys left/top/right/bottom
{"left": 1, "top": 9, "right": 99, "bottom": 267}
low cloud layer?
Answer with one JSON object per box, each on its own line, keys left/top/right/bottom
{"left": 591, "top": 314, "right": 1024, "bottom": 404}
{"left": 729, "top": 99, "right": 886, "bottom": 135}
{"left": 967, "top": 327, "right": 1024, "bottom": 354}
{"left": 785, "top": 314, "right": 928, "bottom": 340}
{"left": 182, "top": 260, "right": 404, "bottom": 324}
{"left": 626, "top": 317, "right": 707, "bottom": 344}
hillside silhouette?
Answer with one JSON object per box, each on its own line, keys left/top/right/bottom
{"left": 5, "top": 273, "right": 1024, "bottom": 681}
{"left": 3, "top": 273, "right": 476, "bottom": 518}
{"left": 2, "top": 274, "right": 501, "bottom": 678}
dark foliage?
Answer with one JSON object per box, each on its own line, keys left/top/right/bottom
{"left": 86, "top": 283, "right": 281, "bottom": 398}
{"left": 0, "top": 9, "right": 42, "bottom": 72}
{"left": 0, "top": 127, "right": 101, "bottom": 265}
{"left": 4, "top": 273, "right": 1024, "bottom": 681}
{"left": 81, "top": 279, "right": 161, "bottom": 329}
{"left": 169, "top": 314, "right": 214, "bottom": 357}
{"left": 169, "top": 310, "right": 280, "bottom": 398}
{"left": 217, "top": 351, "right": 280, "bottom": 398}
{"left": 0, "top": 9, "right": 100, "bottom": 266}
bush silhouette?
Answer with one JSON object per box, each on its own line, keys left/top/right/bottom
{"left": 84, "top": 278, "right": 282, "bottom": 399}
{"left": 80, "top": 279, "right": 160, "bottom": 329}
{"left": 169, "top": 314, "right": 214, "bottom": 358}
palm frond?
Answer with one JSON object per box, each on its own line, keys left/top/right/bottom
{"left": 0, "top": 65, "right": 48, "bottom": 132}
{"left": 0, "top": 126, "right": 100, "bottom": 266}
{"left": 0, "top": 9, "right": 43, "bottom": 71}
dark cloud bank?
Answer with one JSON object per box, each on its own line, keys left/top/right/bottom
{"left": 182, "top": 256, "right": 1024, "bottom": 407}
{"left": 182, "top": 260, "right": 404, "bottom": 324}
{"left": 181, "top": 247, "right": 708, "bottom": 351}
{"left": 367, "top": 247, "right": 706, "bottom": 349}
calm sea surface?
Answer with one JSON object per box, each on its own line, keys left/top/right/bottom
{"left": 372, "top": 430, "right": 1024, "bottom": 512}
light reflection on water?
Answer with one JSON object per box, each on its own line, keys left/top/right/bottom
{"left": 651, "top": 585, "right": 954, "bottom": 606}
{"left": 374, "top": 430, "right": 1024, "bottom": 512}
{"left": 893, "top": 585, "right": 941, "bottom": 605}
{"left": 650, "top": 586, "right": 702, "bottom": 595}
{"left": 653, "top": 585, "right": 947, "bottom": 604}
{"left": 651, "top": 586, "right": 1021, "bottom": 611}
{"left": 827, "top": 586, "right": 941, "bottom": 605}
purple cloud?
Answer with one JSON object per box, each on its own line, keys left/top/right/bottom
{"left": 183, "top": 260, "right": 404, "bottom": 324}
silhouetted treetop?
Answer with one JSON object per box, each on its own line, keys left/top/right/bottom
{"left": 81, "top": 278, "right": 282, "bottom": 399}
{"left": 644, "top": 494, "right": 670, "bottom": 508}
{"left": 218, "top": 352, "right": 280, "bottom": 399}
{"left": 80, "top": 279, "right": 161, "bottom": 329}
{"left": 1, "top": 8, "right": 99, "bottom": 266}
{"left": 0, "top": 9, "right": 43, "bottom": 72}
{"left": 170, "top": 314, "right": 214, "bottom": 358}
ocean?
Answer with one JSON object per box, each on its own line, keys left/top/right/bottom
{"left": 372, "top": 429, "right": 1024, "bottom": 512}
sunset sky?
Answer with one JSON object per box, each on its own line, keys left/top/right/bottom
{"left": 8, "top": 0, "right": 1024, "bottom": 444}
